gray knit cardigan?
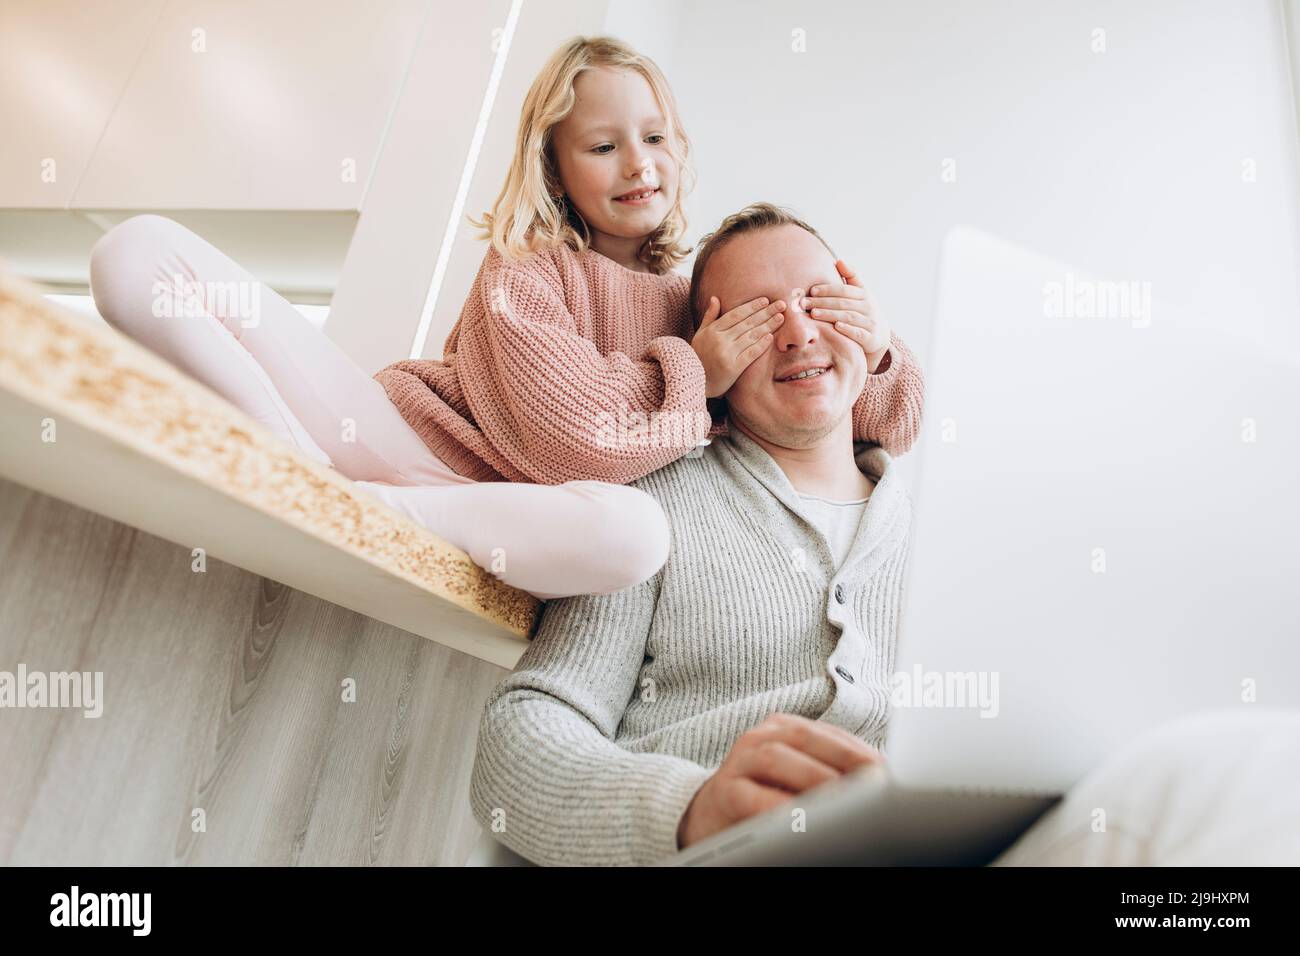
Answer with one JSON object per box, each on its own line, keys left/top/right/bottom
{"left": 469, "top": 427, "right": 912, "bottom": 865}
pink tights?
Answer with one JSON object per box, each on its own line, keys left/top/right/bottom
{"left": 88, "top": 215, "right": 669, "bottom": 600}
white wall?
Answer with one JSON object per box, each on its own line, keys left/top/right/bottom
{"left": 652, "top": 0, "right": 1299, "bottom": 483}
{"left": 326, "top": 0, "right": 516, "bottom": 372}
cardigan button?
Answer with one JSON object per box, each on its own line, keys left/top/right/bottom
{"left": 835, "top": 665, "right": 855, "bottom": 684}
{"left": 834, "top": 584, "right": 846, "bottom": 604}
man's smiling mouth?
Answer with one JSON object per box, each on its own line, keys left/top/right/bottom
{"left": 776, "top": 364, "right": 832, "bottom": 382}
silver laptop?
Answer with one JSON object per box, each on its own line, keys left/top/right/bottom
{"left": 665, "top": 225, "right": 1300, "bottom": 866}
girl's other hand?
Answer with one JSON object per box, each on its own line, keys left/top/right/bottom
{"left": 802, "top": 260, "right": 891, "bottom": 373}
{"left": 690, "top": 295, "right": 786, "bottom": 398}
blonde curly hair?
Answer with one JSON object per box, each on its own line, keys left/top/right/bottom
{"left": 469, "top": 35, "right": 697, "bottom": 274}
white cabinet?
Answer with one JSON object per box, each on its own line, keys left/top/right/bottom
{"left": 70, "top": 0, "right": 427, "bottom": 210}
{"left": 1, "top": 0, "right": 427, "bottom": 212}
{"left": 0, "top": 0, "right": 168, "bottom": 209}
{"left": 0, "top": 0, "right": 437, "bottom": 311}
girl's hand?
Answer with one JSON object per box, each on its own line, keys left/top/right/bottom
{"left": 802, "top": 261, "right": 891, "bottom": 373}
{"left": 691, "top": 295, "right": 787, "bottom": 398}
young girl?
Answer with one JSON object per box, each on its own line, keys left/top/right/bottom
{"left": 88, "top": 35, "right": 924, "bottom": 601}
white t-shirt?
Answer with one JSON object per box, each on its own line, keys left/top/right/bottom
{"left": 796, "top": 485, "right": 874, "bottom": 568}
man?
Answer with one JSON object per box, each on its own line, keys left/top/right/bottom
{"left": 469, "top": 203, "right": 913, "bottom": 865}
{"left": 467, "top": 204, "right": 1300, "bottom": 867}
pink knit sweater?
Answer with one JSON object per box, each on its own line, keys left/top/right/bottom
{"left": 373, "top": 243, "right": 926, "bottom": 485}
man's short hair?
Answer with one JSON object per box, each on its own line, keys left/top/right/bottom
{"left": 687, "top": 202, "right": 837, "bottom": 329}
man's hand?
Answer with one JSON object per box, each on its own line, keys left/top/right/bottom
{"left": 691, "top": 295, "right": 786, "bottom": 398}
{"left": 676, "top": 712, "right": 885, "bottom": 850}
{"left": 802, "top": 261, "right": 891, "bottom": 372}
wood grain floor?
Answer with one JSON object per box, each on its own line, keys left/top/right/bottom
{"left": 0, "top": 476, "right": 508, "bottom": 865}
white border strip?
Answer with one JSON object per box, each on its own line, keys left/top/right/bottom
{"left": 408, "top": 0, "right": 524, "bottom": 360}
{"left": 1283, "top": 0, "right": 1300, "bottom": 171}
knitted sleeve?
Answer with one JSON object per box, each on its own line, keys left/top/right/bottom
{"left": 454, "top": 261, "right": 712, "bottom": 485}
{"left": 851, "top": 333, "right": 926, "bottom": 456}
{"left": 468, "top": 572, "right": 712, "bottom": 867}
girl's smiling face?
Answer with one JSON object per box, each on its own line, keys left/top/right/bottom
{"left": 551, "top": 66, "right": 679, "bottom": 267}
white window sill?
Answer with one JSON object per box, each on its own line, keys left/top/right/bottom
{"left": 0, "top": 270, "right": 538, "bottom": 668}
